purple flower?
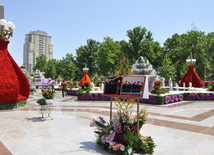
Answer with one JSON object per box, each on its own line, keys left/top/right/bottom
{"left": 164, "top": 96, "right": 170, "bottom": 104}
{"left": 89, "top": 122, "right": 97, "bottom": 127}
{"left": 188, "top": 94, "right": 196, "bottom": 100}
{"left": 99, "top": 116, "right": 106, "bottom": 124}
{"left": 81, "top": 94, "right": 90, "bottom": 100}
{"left": 149, "top": 96, "right": 157, "bottom": 104}
{"left": 113, "top": 115, "right": 122, "bottom": 133}
{"left": 91, "top": 94, "right": 99, "bottom": 100}
{"left": 100, "top": 94, "right": 110, "bottom": 100}
{"left": 174, "top": 95, "right": 178, "bottom": 101}
{"left": 104, "top": 131, "right": 115, "bottom": 144}
{"left": 178, "top": 94, "right": 183, "bottom": 101}
{"left": 206, "top": 94, "right": 214, "bottom": 100}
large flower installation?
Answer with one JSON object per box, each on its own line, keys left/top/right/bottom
{"left": 0, "top": 19, "right": 30, "bottom": 103}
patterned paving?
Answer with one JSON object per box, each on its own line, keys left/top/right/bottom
{"left": 1, "top": 90, "right": 214, "bottom": 154}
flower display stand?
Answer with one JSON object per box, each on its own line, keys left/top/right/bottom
{"left": 45, "top": 99, "right": 53, "bottom": 104}
{"left": 39, "top": 103, "right": 53, "bottom": 120}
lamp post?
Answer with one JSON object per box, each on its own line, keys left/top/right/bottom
{"left": 0, "top": 19, "right": 15, "bottom": 40}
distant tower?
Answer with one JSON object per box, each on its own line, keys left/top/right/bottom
{"left": 0, "top": 2, "right": 4, "bottom": 19}
{"left": 23, "top": 30, "right": 53, "bottom": 73}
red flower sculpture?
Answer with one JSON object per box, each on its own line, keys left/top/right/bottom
{"left": 0, "top": 40, "right": 30, "bottom": 103}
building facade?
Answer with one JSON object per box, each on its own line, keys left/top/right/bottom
{"left": 23, "top": 30, "right": 53, "bottom": 73}
{"left": 0, "top": 2, "right": 4, "bottom": 19}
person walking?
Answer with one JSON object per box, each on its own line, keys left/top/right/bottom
{"left": 61, "top": 80, "right": 67, "bottom": 97}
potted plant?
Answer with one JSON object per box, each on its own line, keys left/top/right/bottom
{"left": 42, "top": 89, "right": 55, "bottom": 104}
{"left": 36, "top": 98, "right": 47, "bottom": 109}
{"left": 30, "top": 87, "right": 36, "bottom": 95}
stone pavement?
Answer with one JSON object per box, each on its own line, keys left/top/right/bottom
{"left": 0, "top": 90, "right": 214, "bottom": 155}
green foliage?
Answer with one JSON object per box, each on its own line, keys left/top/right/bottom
{"left": 36, "top": 98, "right": 46, "bottom": 105}
{"left": 77, "top": 82, "right": 92, "bottom": 96}
{"left": 97, "top": 37, "right": 122, "bottom": 76}
{"left": 33, "top": 54, "right": 47, "bottom": 72}
{"left": 59, "top": 53, "right": 76, "bottom": 80}
{"left": 139, "top": 136, "right": 156, "bottom": 154}
{"left": 75, "top": 39, "right": 100, "bottom": 78}
{"left": 30, "top": 73, "right": 34, "bottom": 76}
{"left": 31, "top": 27, "right": 214, "bottom": 82}
{"left": 123, "top": 131, "right": 140, "bottom": 151}
{"left": 45, "top": 59, "right": 57, "bottom": 79}
{"left": 163, "top": 30, "right": 211, "bottom": 81}
{"left": 160, "top": 56, "right": 177, "bottom": 81}
{"left": 0, "top": 100, "right": 26, "bottom": 110}
{"left": 207, "top": 82, "right": 214, "bottom": 91}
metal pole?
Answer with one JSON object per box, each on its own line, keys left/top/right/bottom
{"left": 110, "top": 97, "right": 112, "bottom": 121}
{"left": 137, "top": 99, "right": 140, "bottom": 134}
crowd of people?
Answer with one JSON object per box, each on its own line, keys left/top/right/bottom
{"left": 104, "top": 78, "right": 144, "bottom": 95}
{"left": 122, "top": 81, "right": 144, "bottom": 92}
{"left": 104, "top": 77, "right": 122, "bottom": 95}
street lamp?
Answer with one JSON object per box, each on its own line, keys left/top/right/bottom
{"left": 0, "top": 19, "right": 15, "bottom": 40}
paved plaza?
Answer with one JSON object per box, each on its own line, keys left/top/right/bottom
{"left": 0, "top": 90, "right": 214, "bottom": 155}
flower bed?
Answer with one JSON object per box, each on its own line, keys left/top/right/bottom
{"left": 78, "top": 93, "right": 110, "bottom": 101}
{"left": 139, "top": 94, "right": 183, "bottom": 104}
{"left": 77, "top": 90, "right": 214, "bottom": 104}
{"left": 67, "top": 89, "right": 78, "bottom": 96}
{"left": 183, "top": 93, "right": 214, "bottom": 100}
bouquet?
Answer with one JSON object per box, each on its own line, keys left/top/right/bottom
{"left": 42, "top": 89, "right": 55, "bottom": 99}
{"left": 90, "top": 110, "right": 156, "bottom": 154}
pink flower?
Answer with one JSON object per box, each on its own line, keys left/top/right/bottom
{"left": 122, "top": 117, "right": 127, "bottom": 123}
{"left": 140, "top": 113, "right": 144, "bottom": 117}
{"left": 129, "top": 115, "right": 135, "bottom": 121}
{"left": 89, "top": 122, "right": 97, "bottom": 127}
{"left": 109, "top": 142, "right": 125, "bottom": 151}
{"left": 123, "top": 125, "right": 131, "bottom": 132}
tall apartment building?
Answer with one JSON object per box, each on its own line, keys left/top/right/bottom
{"left": 0, "top": 2, "right": 4, "bottom": 19}
{"left": 23, "top": 30, "right": 53, "bottom": 73}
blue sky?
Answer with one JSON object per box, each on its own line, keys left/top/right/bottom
{"left": 2, "top": 0, "right": 214, "bottom": 66}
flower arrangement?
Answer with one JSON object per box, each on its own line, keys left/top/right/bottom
{"left": 67, "top": 81, "right": 79, "bottom": 89}
{"left": 39, "top": 78, "right": 55, "bottom": 90}
{"left": 203, "top": 81, "right": 209, "bottom": 88}
{"left": 77, "top": 81, "right": 92, "bottom": 96}
{"left": 36, "top": 98, "right": 46, "bottom": 105}
{"left": 90, "top": 110, "right": 156, "bottom": 154}
{"left": 172, "top": 81, "right": 176, "bottom": 87}
{"left": 95, "top": 81, "right": 101, "bottom": 87}
{"left": 42, "top": 89, "right": 55, "bottom": 99}
{"left": 207, "top": 82, "right": 214, "bottom": 91}
{"left": 151, "top": 80, "right": 168, "bottom": 94}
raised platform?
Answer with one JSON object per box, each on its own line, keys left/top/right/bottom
{"left": 77, "top": 88, "right": 214, "bottom": 104}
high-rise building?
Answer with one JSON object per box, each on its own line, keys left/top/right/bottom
{"left": 23, "top": 30, "right": 53, "bottom": 73}
{"left": 0, "top": 2, "right": 4, "bottom": 19}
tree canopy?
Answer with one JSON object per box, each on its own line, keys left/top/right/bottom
{"left": 33, "top": 26, "right": 214, "bottom": 82}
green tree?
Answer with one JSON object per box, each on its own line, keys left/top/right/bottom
{"left": 75, "top": 39, "right": 100, "bottom": 79}
{"left": 121, "top": 26, "right": 162, "bottom": 71}
{"left": 33, "top": 54, "right": 47, "bottom": 72}
{"left": 45, "top": 59, "right": 57, "bottom": 79}
{"left": 163, "top": 30, "right": 210, "bottom": 80}
{"left": 60, "top": 53, "right": 76, "bottom": 80}
{"left": 160, "top": 56, "right": 177, "bottom": 81}
{"left": 97, "top": 37, "right": 122, "bottom": 76}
